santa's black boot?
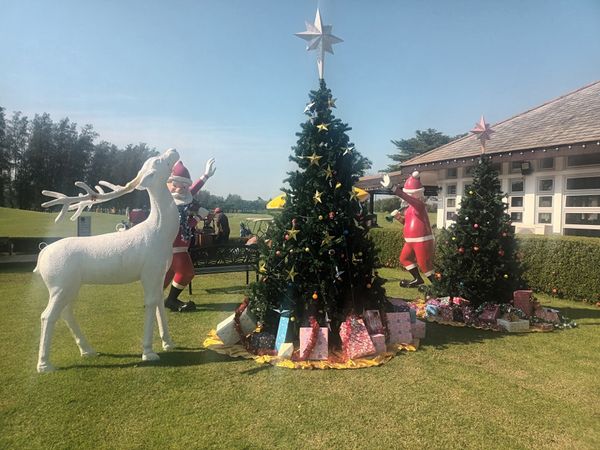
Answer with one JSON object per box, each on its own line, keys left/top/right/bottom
{"left": 164, "top": 285, "right": 196, "bottom": 312}
{"left": 400, "top": 267, "right": 424, "bottom": 288}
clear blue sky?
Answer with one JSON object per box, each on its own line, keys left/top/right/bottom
{"left": 2, "top": 0, "right": 599, "bottom": 199}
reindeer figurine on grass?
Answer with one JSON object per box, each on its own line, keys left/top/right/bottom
{"left": 35, "top": 148, "right": 181, "bottom": 373}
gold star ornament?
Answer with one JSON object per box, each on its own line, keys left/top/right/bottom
{"left": 306, "top": 152, "right": 323, "bottom": 166}
{"left": 286, "top": 227, "right": 300, "bottom": 241}
{"left": 287, "top": 266, "right": 298, "bottom": 282}
{"left": 316, "top": 123, "right": 329, "bottom": 132}
{"left": 323, "top": 165, "right": 333, "bottom": 179}
{"left": 313, "top": 190, "right": 323, "bottom": 204}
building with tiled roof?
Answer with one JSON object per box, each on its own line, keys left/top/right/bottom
{"left": 357, "top": 80, "right": 600, "bottom": 237}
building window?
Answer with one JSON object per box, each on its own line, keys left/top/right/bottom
{"left": 565, "top": 195, "right": 600, "bottom": 207}
{"left": 538, "top": 213, "right": 552, "bottom": 224}
{"left": 446, "top": 168, "right": 457, "bottom": 178}
{"left": 565, "top": 213, "right": 600, "bottom": 226}
{"left": 510, "top": 197, "right": 523, "bottom": 207}
{"left": 446, "top": 184, "right": 457, "bottom": 195}
{"left": 566, "top": 176, "right": 600, "bottom": 190}
{"left": 567, "top": 153, "right": 600, "bottom": 167}
{"left": 464, "top": 166, "right": 475, "bottom": 177}
{"left": 510, "top": 179, "right": 524, "bottom": 193}
{"left": 446, "top": 198, "right": 456, "bottom": 208}
{"left": 510, "top": 161, "right": 524, "bottom": 173}
{"left": 446, "top": 211, "right": 458, "bottom": 221}
{"left": 538, "top": 196, "right": 553, "bottom": 208}
{"left": 510, "top": 212, "right": 523, "bottom": 222}
{"left": 538, "top": 178, "right": 554, "bottom": 192}
{"left": 538, "top": 157, "right": 554, "bottom": 170}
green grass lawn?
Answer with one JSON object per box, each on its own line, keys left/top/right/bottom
{"left": 1, "top": 265, "right": 598, "bottom": 449}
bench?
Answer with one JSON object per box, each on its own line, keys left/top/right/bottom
{"left": 0, "top": 237, "right": 63, "bottom": 265}
{"left": 188, "top": 242, "right": 260, "bottom": 294}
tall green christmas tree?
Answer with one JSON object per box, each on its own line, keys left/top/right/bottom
{"left": 247, "top": 79, "right": 386, "bottom": 340}
{"left": 429, "top": 155, "right": 524, "bottom": 307}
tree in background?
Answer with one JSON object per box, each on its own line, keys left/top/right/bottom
{"left": 387, "top": 128, "right": 466, "bottom": 172}
{"left": 0, "top": 107, "right": 8, "bottom": 206}
{"left": 247, "top": 80, "right": 386, "bottom": 340}
{"left": 428, "top": 156, "right": 524, "bottom": 307}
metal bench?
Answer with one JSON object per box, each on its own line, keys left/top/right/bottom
{"left": 188, "top": 242, "right": 259, "bottom": 294}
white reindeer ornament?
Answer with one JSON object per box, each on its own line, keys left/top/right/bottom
{"left": 35, "top": 148, "right": 181, "bottom": 372}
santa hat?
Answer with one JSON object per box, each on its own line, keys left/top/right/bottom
{"left": 402, "top": 171, "right": 424, "bottom": 194}
{"left": 169, "top": 161, "right": 192, "bottom": 186}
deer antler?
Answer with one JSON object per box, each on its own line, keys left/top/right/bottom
{"left": 41, "top": 172, "right": 143, "bottom": 222}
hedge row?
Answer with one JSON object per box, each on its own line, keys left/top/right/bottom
{"left": 369, "top": 229, "right": 600, "bottom": 302}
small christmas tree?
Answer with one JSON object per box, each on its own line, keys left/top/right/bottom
{"left": 429, "top": 155, "right": 524, "bottom": 307}
{"left": 247, "top": 79, "right": 386, "bottom": 345}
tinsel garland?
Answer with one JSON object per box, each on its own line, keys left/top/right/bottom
{"left": 297, "top": 316, "right": 320, "bottom": 361}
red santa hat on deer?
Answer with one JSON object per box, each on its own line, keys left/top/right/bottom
{"left": 403, "top": 171, "right": 424, "bottom": 194}
{"left": 169, "top": 161, "right": 192, "bottom": 186}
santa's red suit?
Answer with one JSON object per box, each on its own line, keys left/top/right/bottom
{"left": 392, "top": 171, "right": 435, "bottom": 287}
{"left": 164, "top": 158, "right": 215, "bottom": 312}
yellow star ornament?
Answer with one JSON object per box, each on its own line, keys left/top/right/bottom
{"left": 259, "top": 262, "right": 267, "bottom": 274}
{"left": 323, "top": 165, "right": 333, "bottom": 179}
{"left": 313, "top": 190, "right": 323, "bottom": 204}
{"left": 321, "top": 232, "right": 334, "bottom": 247}
{"left": 286, "top": 227, "right": 300, "bottom": 241}
{"left": 316, "top": 123, "right": 329, "bottom": 132}
{"left": 287, "top": 266, "right": 298, "bottom": 282}
{"left": 306, "top": 152, "right": 323, "bottom": 166}
{"left": 349, "top": 189, "right": 359, "bottom": 201}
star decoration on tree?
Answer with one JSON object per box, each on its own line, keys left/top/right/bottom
{"left": 471, "top": 115, "right": 494, "bottom": 153}
{"left": 349, "top": 189, "right": 359, "bottom": 201}
{"left": 335, "top": 182, "right": 342, "bottom": 189}
{"left": 321, "top": 232, "right": 334, "bottom": 247}
{"left": 306, "top": 152, "right": 323, "bottom": 166}
{"left": 316, "top": 123, "right": 329, "bottom": 132}
{"left": 304, "top": 102, "right": 315, "bottom": 113}
{"left": 287, "top": 266, "right": 298, "bottom": 282}
{"left": 313, "top": 190, "right": 323, "bottom": 204}
{"left": 259, "top": 262, "right": 267, "bottom": 274}
{"left": 286, "top": 227, "right": 300, "bottom": 241}
{"left": 328, "top": 97, "right": 337, "bottom": 108}
{"left": 343, "top": 146, "right": 354, "bottom": 155}
{"left": 295, "top": 8, "right": 343, "bottom": 79}
{"left": 323, "top": 165, "right": 333, "bottom": 179}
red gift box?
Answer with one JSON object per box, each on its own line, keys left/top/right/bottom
{"left": 479, "top": 305, "right": 500, "bottom": 323}
{"left": 339, "top": 317, "right": 376, "bottom": 360}
{"left": 513, "top": 290, "right": 535, "bottom": 316}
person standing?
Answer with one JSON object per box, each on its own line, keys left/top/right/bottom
{"left": 214, "top": 207, "right": 230, "bottom": 244}
{"left": 164, "top": 158, "right": 216, "bottom": 312}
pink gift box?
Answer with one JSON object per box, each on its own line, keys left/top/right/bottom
{"left": 299, "top": 327, "right": 328, "bottom": 360}
{"left": 411, "top": 320, "right": 426, "bottom": 339}
{"left": 390, "top": 331, "right": 413, "bottom": 344}
{"left": 386, "top": 312, "right": 411, "bottom": 325}
{"left": 364, "top": 310, "right": 384, "bottom": 334}
{"left": 370, "top": 333, "right": 386, "bottom": 354}
{"left": 388, "top": 321, "right": 412, "bottom": 333}
{"left": 339, "top": 317, "right": 376, "bottom": 359}
{"left": 440, "top": 306, "right": 453, "bottom": 322}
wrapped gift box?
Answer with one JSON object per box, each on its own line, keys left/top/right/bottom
{"left": 389, "top": 331, "right": 413, "bottom": 344}
{"left": 275, "top": 313, "right": 293, "bottom": 352}
{"left": 387, "top": 311, "right": 411, "bottom": 325}
{"left": 277, "top": 342, "right": 294, "bottom": 359}
{"left": 299, "top": 327, "right": 329, "bottom": 360}
{"left": 497, "top": 318, "right": 530, "bottom": 333}
{"left": 370, "top": 333, "right": 386, "bottom": 354}
{"left": 479, "top": 305, "right": 500, "bottom": 323}
{"left": 388, "top": 298, "right": 411, "bottom": 312}
{"left": 411, "top": 320, "right": 426, "bottom": 339}
{"left": 440, "top": 306, "right": 454, "bottom": 322}
{"left": 339, "top": 317, "right": 376, "bottom": 359}
{"left": 363, "top": 310, "right": 384, "bottom": 334}
{"left": 535, "top": 307, "right": 560, "bottom": 323}
{"left": 513, "top": 290, "right": 535, "bottom": 316}
{"left": 216, "top": 309, "right": 257, "bottom": 345}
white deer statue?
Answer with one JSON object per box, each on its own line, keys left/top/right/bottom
{"left": 35, "top": 148, "right": 181, "bottom": 372}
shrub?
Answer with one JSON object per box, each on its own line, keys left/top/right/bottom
{"left": 369, "top": 229, "right": 600, "bottom": 302}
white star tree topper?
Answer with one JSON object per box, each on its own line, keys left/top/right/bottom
{"left": 295, "top": 8, "right": 343, "bottom": 79}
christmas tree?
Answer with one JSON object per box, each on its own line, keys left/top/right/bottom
{"left": 428, "top": 155, "right": 524, "bottom": 307}
{"left": 246, "top": 79, "right": 386, "bottom": 348}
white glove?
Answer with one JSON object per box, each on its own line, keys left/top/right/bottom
{"left": 380, "top": 174, "right": 391, "bottom": 188}
{"left": 204, "top": 157, "right": 216, "bottom": 178}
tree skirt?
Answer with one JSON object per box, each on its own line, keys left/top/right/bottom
{"left": 203, "top": 330, "right": 418, "bottom": 370}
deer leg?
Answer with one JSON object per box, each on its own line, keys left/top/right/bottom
{"left": 62, "top": 303, "right": 97, "bottom": 358}
{"left": 141, "top": 277, "right": 162, "bottom": 362}
{"left": 37, "top": 285, "right": 77, "bottom": 373}
{"left": 156, "top": 301, "right": 175, "bottom": 351}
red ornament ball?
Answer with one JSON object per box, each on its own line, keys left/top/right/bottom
{"left": 458, "top": 247, "right": 465, "bottom": 254}
{"left": 328, "top": 211, "right": 335, "bottom": 219}
{"left": 284, "top": 234, "right": 290, "bottom": 241}
{"left": 435, "top": 272, "right": 442, "bottom": 280}
{"left": 473, "top": 245, "right": 480, "bottom": 252}
{"left": 473, "top": 223, "right": 479, "bottom": 229}
{"left": 552, "top": 288, "right": 558, "bottom": 295}
{"left": 502, "top": 232, "right": 508, "bottom": 237}
{"left": 366, "top": 283, "right": 372, "bottom": 289}
{"left": 498, "top": 249, "right": 505, "bottom": 256}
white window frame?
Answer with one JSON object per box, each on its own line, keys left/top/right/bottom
{"left": 563, "top": 174, "right": 600, "bottom": 236}
{"left": 536, "top": 176, "right": 554, "bottom": 225}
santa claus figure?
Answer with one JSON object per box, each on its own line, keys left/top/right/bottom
{"left": 164, "top": 157, "right": 216, "bottom": 312}
{"left": 382, "top": 171, "right": 435, "bottom": 288}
